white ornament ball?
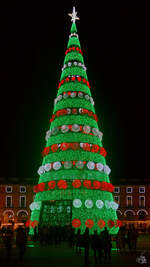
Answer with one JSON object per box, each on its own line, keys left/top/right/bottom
{"left": 72, "top": 124, "right": 80, "bottom": 132}
{"left": 61, "top": 125, "right": 69, "bottom": 133}
{"left": 104, "top": 165, "right": 111, "bottom": 175}
{"left": 105, "top": 200, "right": 111, "bottom": 209}
{"left": 78, "top": 92, "right": 83, "bottom": 98}
{"left": 63, "top": 93, "right": 69, "bottom": 99}
{"left": 92, "top": 128, "right": 99, "bottom": 136}
{"left": 51, "top": 127, "right": 59, "bottom": 135}
{"left": 57, "top": 95, "right": 62, "bottom": 101}
{"left": 53, "top": 161, "right": 61, "bottom": 170}
{"left": 73, "top": 199, "right": 82, "bottom": 208}
{"left": 64, "top": 161, "right": 72, "bottom": 169}
{"left": 83, "top": 125, "right": 91, "bottom": 134}
{"left": 96, "top": 200, "right": 104, "bottom": 209}
{"left": 67, "top": 108, "right": 71, "bottom": 114}
{"left": 29, "top": 202, "right": 35, "bottom": 211}
{"left": 87, "top": 161, "right": 95, "bottom": 170}
{"left": 71, "top": 92, "right": 76, "bottom": 98}
{"left": 85, "top": 199, "right": 93, "bottom": 208}
{"left": 44, "top": 163, "right": 51, "bottom": 172}
{"left": 76, "top": 161, "right": 84, "bottom": 169}
{"left": 85, "top": 94, "right": 90, "bottom": 100}
{"left": 110, "top": 201, "right": 119, "bottom": 210}
{"left": 34, "top": 201, "right": 41, "bottom": 210}
{"left": 90, "top": 97, "right": 94, "bottom": 105}
{"left": 96, "top": 163, "right": 104, "bottom": 172}
{"left": 37, "top": 166, "right": 45, "bottom": 175}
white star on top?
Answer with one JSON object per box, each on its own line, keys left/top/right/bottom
{"left": 68, "top": 6, "right": 80, "bottom": 23}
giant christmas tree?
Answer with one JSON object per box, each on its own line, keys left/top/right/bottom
{"left": 29, "top": 7, "right": 121, "bottom": 235}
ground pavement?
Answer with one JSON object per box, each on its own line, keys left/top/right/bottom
{"left": 0, "top": 234, "right": 150, "bottom": 267}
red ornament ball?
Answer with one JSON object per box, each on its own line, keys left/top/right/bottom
{"left": 100, "top": 147, "right": 107, "bottom": 157}
{"left": 31, "top": 220, "right": 38, "bottom": 228}
{"left": 77, "top": 76, "right": 82, "bottom": 82}
{"left": 85, "top": 219, "right": 94, "bottom": 228}
{"left": 116, "top": 220, "right": 122, "bottom": 227}
{"left": 93, "top": 180, "right": 101, "bottom": 189}
{"left": 72, "top": 108, "right": 77, "bottom": 114}
{"left": 33, "top": 185, "right": 39, "bottom": 193}
{"left": 72, "top": 218, "right": 81, "bottom": 228}
{"left": 71, "top": 142, "right": 80, "bottom": 150}
{"left": 82, "top": 143, "right": 91, "bottom": 151}
{"left": 48, "top": 180, "right": 56, "bottom": 190}
{"left": 97, "top": 219, "right": 105, "bottom": 229}
{"left": 83, "top": 180, "right": 92, "bottom": 189}
{"left": 72, "top": 179, "right": 82, "bottom": 188}
{"left": 57, "top": 180, "right": 67, "bottom": 189}
{"left": 51, "top": 144, "right": 58, "bottom": 152}
{"left": 42, "top": 146, "right": 50, "bottom": 157}
{"left": 100, "top": 181, "right": 108, "bottom": 191}
{"left": 38, "top": 182, "right": 45, "bottom": 192}
{"left": 25, "top": 220, "right": 31, "bottom": 228}
{"left": 71, "top": 76, "right": 76, "bottom": 81}
{"left": 108, "top": 220, "right": 115, "bottom": 228}
{"left": 60, "top": 142, "right": 70, "bottom": 151}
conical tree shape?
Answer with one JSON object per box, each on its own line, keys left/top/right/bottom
{"left": 29, "top": 20, "right": 121, "bottom": 235}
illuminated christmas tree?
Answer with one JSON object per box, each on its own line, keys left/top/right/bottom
{"left": 29, "top": 7, "right": 121, "bottom": 235}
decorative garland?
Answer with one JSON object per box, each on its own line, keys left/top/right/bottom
{"left": 27, "top": 218, "right": 122, "bottom": 229}
{"left": 69, "top": 33, "right": 79, "bottom": 38}
{"left": 41, "top": 142, "right": 107, "bottom": 157}
{"left": 61, "top": 61, "right": 86, "bottom": 72}
{"left": 29, "top": 198, "right": 118, "bottom": 212}
{"left": 49, "top": 108, "right": 98, "bottom": 123}
{"left": 37, "top": 161, "right": 111, "bottom": 175}
{"left": 54, "top": 91, "right": 94, "bottom": 106}
{"left": 33, "top": 179, "right": 114, "bottom": 193}
{"left": 45, "top": 124, "right": 103, "bottom": 141}
{"left": 65, "top": 46, "right": 83, "bottom": 55}
{"left": 72, "top": 219, "right": 122, "bottom": 229}
{"left": 58, "top": 75, "right": 90, "bottom": 89}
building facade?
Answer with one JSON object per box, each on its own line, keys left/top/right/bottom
{"left": 0, "top": 177, "right": 150, "bottom": 232}
{"left": 113, "top": 180, "right": 150, "bottom": 231}
{"left": 0, "top": 177, "right": 34, "bottom": 229}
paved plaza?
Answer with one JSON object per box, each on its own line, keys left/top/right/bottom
{"left": 0, "top": 235, "right": 150, "bottom": 267}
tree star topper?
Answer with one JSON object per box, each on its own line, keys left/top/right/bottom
{"left": 68, "top": 7, "right": 80, "bottom": 23}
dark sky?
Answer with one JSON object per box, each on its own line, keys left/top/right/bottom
{"left": 0, "top": 1, "right": 150, "bottom": 184}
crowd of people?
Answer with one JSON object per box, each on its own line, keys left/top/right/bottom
{"left": 0, "top": 226, "right": 27, "bottom": 262}
{"left": 0, "top": 224, "right": 139, "bottom": 265}
{"left": 32, "top": 224, "right": 139, "bottom": 265}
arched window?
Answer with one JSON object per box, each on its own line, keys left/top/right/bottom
{"left": 3, "top": 210, "right": 14, "bottom": 223}
{"left": 17, "top": 210, "right": 28, "bottom": 222}
{"left": 124, "top": 210, "right": 135, "bottom": 220}
{"left": 137, "top": 209, "right": 148, "bottom": 220}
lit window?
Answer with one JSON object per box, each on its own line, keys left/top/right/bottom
{"left": 139, "top": 187, "right": 145, "bottom": 193}
{"left": 20, "top": 186, "right": 26, "bottom": 193}
{"left": 5, "top": 186, "right": 12, "bottom": 193}
{"left": 6, "top": 196, "right": 12, "bottom": 208}
{"left": 126, "top": 187, "right": 133, "bottom": 193}
{"left": 139, "top": 196, "right": 145, "bottom": 207}
{"left": 19, "top": 196, "right": 26, "bottom": 208}
{"left": 126, "top": 195, "right": 133, "bottom": 207}
{"left": 114, "top": 187, "right": 120, "bottom": 193}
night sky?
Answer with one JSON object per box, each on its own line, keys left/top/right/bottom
{"left": 0, "top": 1, "right": 150, "bottom": 184}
